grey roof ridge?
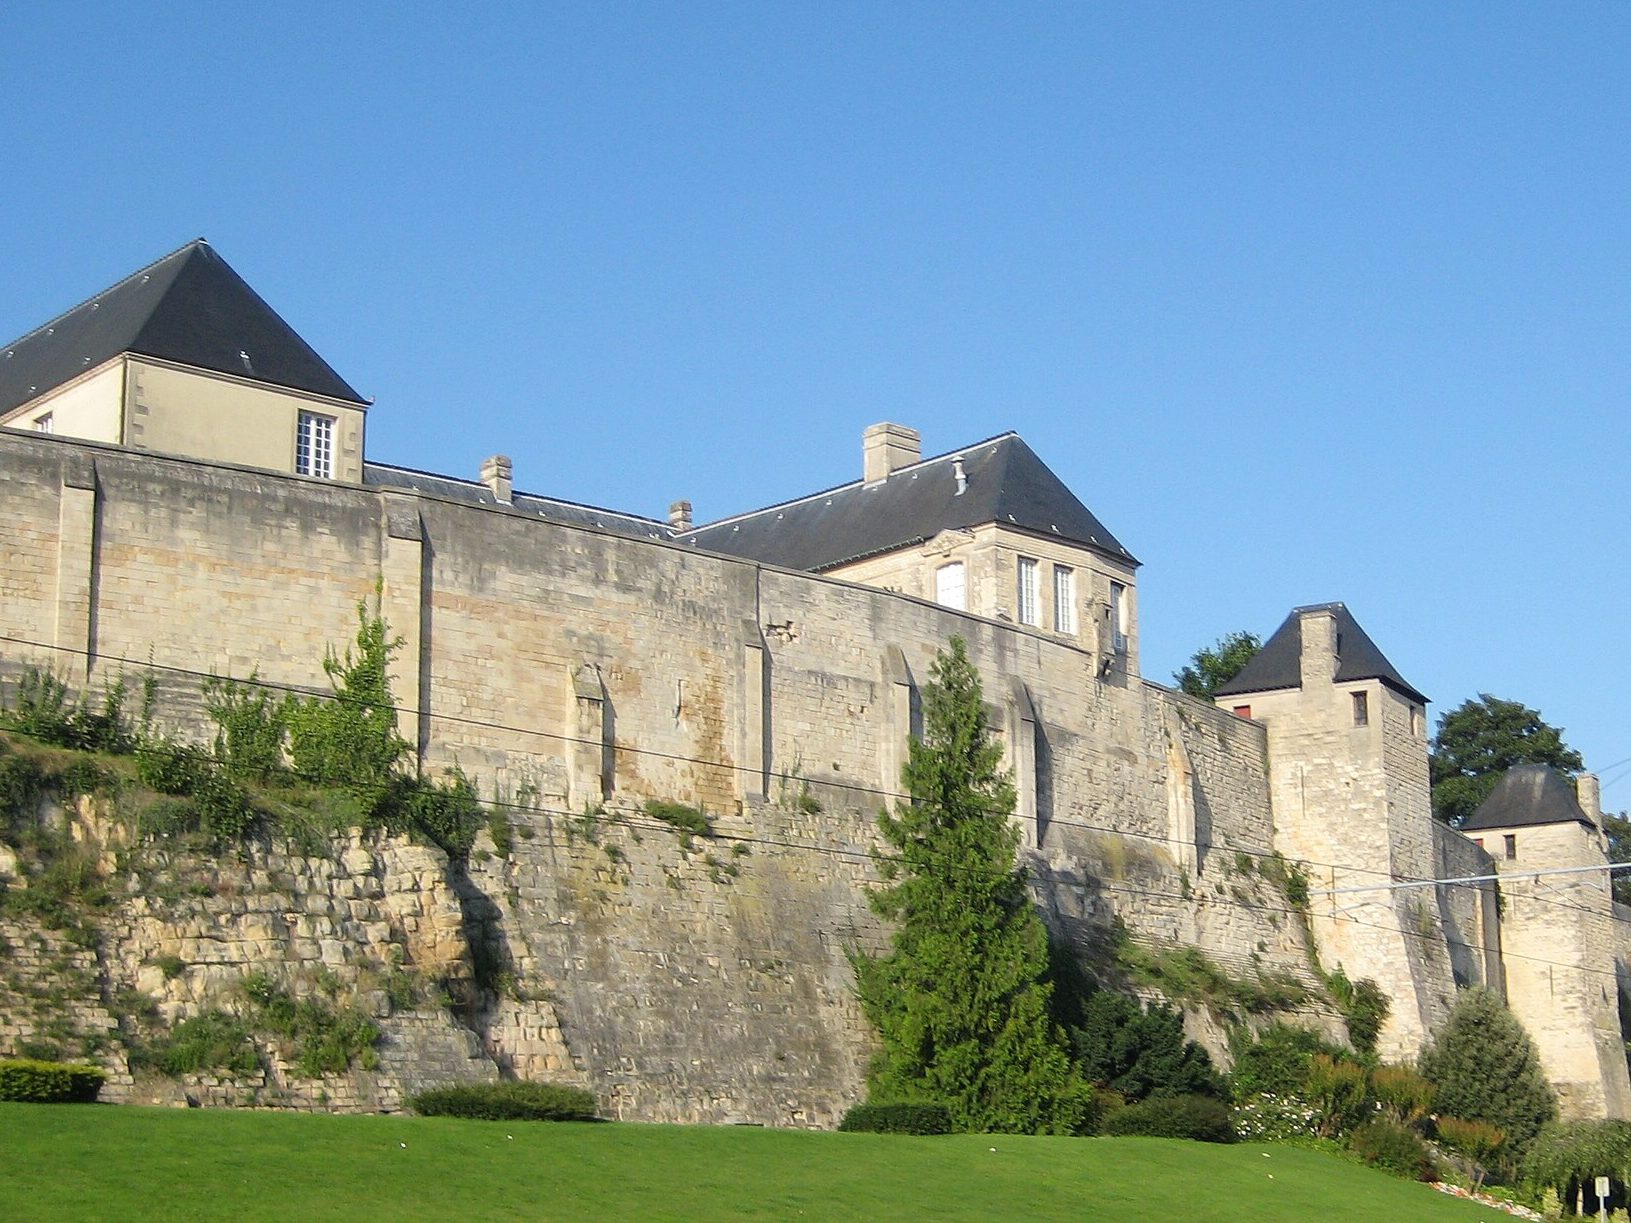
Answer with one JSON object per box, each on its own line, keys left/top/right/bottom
{"left": 363, "top": 460, "right": 669, "bottom": 529}
{"left": 1, "top": 237, "right": 206, "bottom": 352}
{"left": 681, "top": 430, "right": 1020, "bottom": 536}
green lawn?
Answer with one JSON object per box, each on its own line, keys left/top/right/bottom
{"left": 0, "top": 1104, "right": 1502, "bottom": 1222}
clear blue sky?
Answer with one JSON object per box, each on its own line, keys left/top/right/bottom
{"left": 5, "top": 3, "right": 1628, "bottom": 802}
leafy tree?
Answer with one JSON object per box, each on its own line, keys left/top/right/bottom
{"left": 852, "top": 637, "right": 1090, "bottom": 1134}
{"left": 1173, "top": 631, "right": 1261, "bottom": 701}
{"left": 1604, "top": 813, "right": 1631, "bottom": 907}
{"left": 1430, "top": 694, "right": 1583, "bottom": 826}
{"left": 1069, "top": 990, "right": 1224, "bottom": 1101}
{"left": 1419, "top": 988, "right": 1556, "bottom": 1161}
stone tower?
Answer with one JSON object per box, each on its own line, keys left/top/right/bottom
{"left": 1214, "top": 603, "right": 1460, "bottom": 1059}
{"left": 1461, "top": 766, "right": 1631, "bottom": 1119}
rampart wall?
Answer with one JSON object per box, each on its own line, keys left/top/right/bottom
{"left": 0, "top": 431, "right": 1474, "bottom": 1120}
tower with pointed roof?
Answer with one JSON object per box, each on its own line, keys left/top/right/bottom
{"left": 1461, "top": 765, "right": 1631, "bottom": 1118}
{"left": 1213, "top": 603, "right": 1460, "bottom": 1058}
{"left": 0, "top": 240, "right": 368, "bottom": 480}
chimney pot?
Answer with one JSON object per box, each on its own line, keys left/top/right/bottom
{"left": 669, "top": 499, "right": 693, "bottom": 531}
{"left": 862, "top": 422, "right": 922, "bottom": 484}
{"left": 1579, "top": 772, "right": 1602, "bottom": 827}
{"left": 480, "top": 454, "right": 513, "bottom": 504}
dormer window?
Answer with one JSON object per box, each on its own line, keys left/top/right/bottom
{"left": 296, "top": 411, "right": 334, "bottom": 479}
{"left": 33, "top": 412, "right": 53, "bottom": 433}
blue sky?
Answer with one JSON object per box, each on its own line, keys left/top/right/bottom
{"left": 5, "top": 3, "right": 1628, "bottom": 801}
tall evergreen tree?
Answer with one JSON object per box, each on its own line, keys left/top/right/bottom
{"left": 853, "top": 637, "right": 1089, "bottom": 1134}
{"left": 1419, "top": 988, "right": 1556, "bottom": 1158}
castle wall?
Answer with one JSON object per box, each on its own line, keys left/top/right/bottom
{"left": 0, "top": 431, "right": 1346, "bottom": 1122}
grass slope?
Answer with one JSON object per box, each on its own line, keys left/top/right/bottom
{"left": 0, "top": 1104, "right": 1496, "bottom": 1222}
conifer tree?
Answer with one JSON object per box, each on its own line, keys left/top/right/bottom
{"left": 853, "top": 637, "right": 1089, "bottom": 1134}
{"left": 1419, "top": 988, "right": 1556, "bottom": 1159}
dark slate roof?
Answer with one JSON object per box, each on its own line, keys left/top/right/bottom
{"left": 364, "top": 462, "right": 671, "bottom": 541}
{"left": 0, "top": 240, "right": 366, "bottom": 415}
{"left": 1214, "top": 602, "right": 1428, "bottom": 705}
{"left": 1460, "top": 764, "right": 1595, "bottom": 832}
{"left": 676, "top": 432, "right": 1136, "bottom": 572}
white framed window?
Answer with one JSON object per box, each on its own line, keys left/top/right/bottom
{"left": 1017, "top": 557, "right": 1039, "bottom": 626}
{"left": 33, "top": 412, "right": 53, "bottom": 433}
{"left": 934, "top": 562, "right": 966, "bottom": 611}
{"left": 296, "top": 411, "right": 334, "bottom": 479}
{"left": 1053, "top": 566, "right": 1076, "bottom": 634}
{"left": 1109, "top": 581, "right": 1128, "bottom": 652}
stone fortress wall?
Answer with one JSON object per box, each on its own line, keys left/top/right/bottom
{"left": 0, "top": 427, "right": 1623, "bottom": 1121}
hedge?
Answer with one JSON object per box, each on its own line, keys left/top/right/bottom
{"left": 837, "top": 1102, "right": 955, "bottom": 1135}
{"left": 409, "top": 1081, "right": 599, "bottom": 1122}
{"left": 0, "top": 1058, "right": 106, "bottom": 1103}
{"left": 1099, "top": 1094, "right": 1237, "bottom": 1143}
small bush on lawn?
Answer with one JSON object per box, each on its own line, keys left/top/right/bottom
{"left": 410, "top": 1081, "right": 599, "bottom": 1122}
{"left": 1348, "top": 1118, "right": 1436, "bottom": 1181}
{"left": 1099, "top": 1094, "right": 1237, "bottom": 1143}
{"left": 0, "top": 1058, "right": 106, "bottom": 1102}
{"left": 837, "top": 1102, "right": 955, "bottom": 1135}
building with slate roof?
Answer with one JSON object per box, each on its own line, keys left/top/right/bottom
{"left": 0, "top": 240, "right": 370, "bottom": 482}
{"left": 680, "top": 424, "right": 1142, "bottom": 672}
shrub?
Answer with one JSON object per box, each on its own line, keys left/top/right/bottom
{"left": 410, "top": 1081, "right": 599, "bottom": 1122}
{"left": 1303, "top": 1053, "right": 1371, "bottom": 1138}
{"left": 1419, "top": 988, "right": 1556, "bottom": 1160}
{"left": 135, "top": 740, "right": 213, "bottom": 795}
{"left": 203, "top": 673, "right": 287, "bottom": 781}
{"left": 1371, "top": 1063, "right": 1433, "bottom": 1126}
{"left": 241, "top": 974, "right": 380, "bottom": 1077}
{"left": 285, "top": 602, "right": 408, "bottom": 799}
{"left": 1099, "top": 1093, "right": 1237, "bottom": 1143}
{"left": 4, "top": 669, "right": 134, "bottom": 754}
{"left": 1325, "top": 967, "right": 1389, "bottom": 1056}
{"left": 151, "top": 1010, "right": 260, "bottom": 1078}
{"left": 394, "top": 768, "right": 485, "bottom": 858}
{"left": 1521, "top": 1120, "right": 1631, "bottom": 1207}
{"left": 1070, "top": 990, "right": 1225, "bottom": 1102}
{"left": 0, "top": 1058, "right": 106, "bottom": 1102}
{"left": 1436, "top": 1116, "right": 1505, "bottom": 1189}
{"left": 1349, "top": 1118, "right": 1436, "bottom": 1181}
{"left": 1228, "top": 1023, "right": 1344, "bottom": 1101}
{"left": 644, "top": 799, "right": 712, "bottom": 838}
{"left": 1231, "top": 1092, "right": 1321, "bottom": 1142}
{"left": 837, "top": 1102, "right": 955, "bottom": 1135}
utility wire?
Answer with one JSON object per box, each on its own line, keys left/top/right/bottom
{"left": 4, "top": 629, "right": 1625, "bottom": 944}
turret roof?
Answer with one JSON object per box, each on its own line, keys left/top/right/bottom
{"left": 1214, "top": 602, "right": 1428, "bottom": 705}
{"left": 1459, "top": 763, "right": 1595, "bottom": 832}
{"left": 0, "top": 240, "right": 366, "bottom": 415}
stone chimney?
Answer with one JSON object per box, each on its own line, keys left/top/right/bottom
{"left": 480, "top": 454, "right": 513, "bottom": 504}
{"left": 1298, "top": 606, "right": 1338, "bottom": 687}
{"left": 668, "top": 499, "right": 693, "bottom": 531}
{"left": 1579, "top": 772, "right": 1602, "bottom": 828}
{"left": 862, "top": 422, "right": 921, "bottom": 484}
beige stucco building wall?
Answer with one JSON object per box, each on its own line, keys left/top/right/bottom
{"left": 2, "top": 355, "right": 366, "bottom": 482}
{"left": 829, "top": 523, "right": 1139, "bottom": 676}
